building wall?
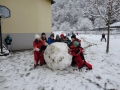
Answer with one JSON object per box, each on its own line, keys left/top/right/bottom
{"left": 0, "top": 0, "right": 52, "bottom": 50}
{"left": 2, "top": 33, "right": 51, "bottom": 51}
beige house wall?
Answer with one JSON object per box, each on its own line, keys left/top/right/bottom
{"left": 0, "top": 0, "right": 52, "bottom": 33}
{"left": 0, "top": 0, "right": 52, "bottom": 50}
{"left": 38, "top": 0, "right": 52, "bottom": 33}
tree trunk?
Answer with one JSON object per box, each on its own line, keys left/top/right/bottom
{"left": 106, "top": 21, "right": 110, "bottom": 53}
{"left": 0, "top": 17, "right": 3, "bottom": 53}
{"left": 106, "top": 12, "right": 111, "bottom": 53}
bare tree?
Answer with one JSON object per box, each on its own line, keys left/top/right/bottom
{"left": 87, "top": 0, "right": 120, "bottom": 53}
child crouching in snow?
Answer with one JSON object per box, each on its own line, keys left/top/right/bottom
{"left": 33, "top": 34, "right": 48, "bottom": 69}
{"left": 68, "top": 41, "right": 92, "bottom": 70}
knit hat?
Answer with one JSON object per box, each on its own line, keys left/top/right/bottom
{"left": 60, "top": 34, "right": 64, "bottom": 37}
{"left": 73, "top": 41, "right": 79, "bottom": 47}
{"left": 35, "top": 34, "right": 40, "bottom": 39}
{"left": 41, "top": 32, "right": 46, "bottom": 35}
{"left": 71, "top": 34, "right": 76, "bottom": 39}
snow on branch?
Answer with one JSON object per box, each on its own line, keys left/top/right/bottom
{"left": 112, "top": 8, "right": 120, "bottom": 15}
{"left": 112, "top": 0, "right": 120, "bottom": 8}
{"left": 88, "top": 0, "right": 108, "bottom": 23}
{"left": 111, "top": 12, "right": 120, "bottom": 19}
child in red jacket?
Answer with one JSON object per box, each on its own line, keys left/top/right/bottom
{"left": 68, "top": 41, "right": 92, "bottom": 70}
{"left": 33, "top": 34, "right": 48, "bottom": 68}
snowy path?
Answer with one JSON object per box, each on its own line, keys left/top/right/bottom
{"left": 0, "top": 35, "right": 120, "bottom": 90}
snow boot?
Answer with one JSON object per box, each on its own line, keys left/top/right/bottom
{"left": 85, "top": 62, "right": 92, "bottom": 70}
{"left": 34, "top": 64, "right": 39, "bottom": 69}
{"left": 34, "top": 65, "right": 37, "bottom": 69}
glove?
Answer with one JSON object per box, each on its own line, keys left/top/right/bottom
{"left": 44, "top": 42, "right": 48, "bottom": 46}
{"left": 34, "top": 48, "right": 40, "bottom": 51}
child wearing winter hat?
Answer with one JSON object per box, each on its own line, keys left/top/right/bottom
{"left": 69, "top": 41, "right": 92, "bottom": 70}
{"left": 60, "top": 34, "right": 64, "bottom": 42}
{"left": 70, "top": 34, "right": 81, "bottom": 48}
{"left": 33, "top": 34, "right": 48, "bottom": 68}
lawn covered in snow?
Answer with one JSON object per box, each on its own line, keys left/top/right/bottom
{"left": 0, "top": 33, "right": 120, "bottom": 90}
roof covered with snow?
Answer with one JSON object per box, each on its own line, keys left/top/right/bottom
{"left": 110, "top": 22, "right": 120, "bottom": 27}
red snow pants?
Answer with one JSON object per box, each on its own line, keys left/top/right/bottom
{"left": 70, "top": 48, "right": 92, "bottom": 69}
{"left": 34, "top": 51, "right": 45, "bottom": 65}
{"left": 74, "top": 55, "right": 92, "bottom": 69}
{"left": 40, "top": 52, "right": 45, "bottom": 65}
{"left": 74, "top": 54, "right": 84, "bottom": 68}
{"left": 85, "top": 62, "right": 92, "bottom": 69}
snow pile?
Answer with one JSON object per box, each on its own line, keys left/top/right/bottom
{"left": 44, "top": 42, "right": 72, "bottom": 70}
{"left": 0, "top": 44, "right": 9, "bottom": 56}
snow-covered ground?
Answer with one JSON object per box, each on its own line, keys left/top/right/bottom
{"left": 0, "top": 33, "right": 120, "bottom": 90}
{"left": 0, "top": 44, "right": 9, "bottom": 56}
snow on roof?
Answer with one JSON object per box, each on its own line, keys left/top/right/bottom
{"left": 110, "top": 22, "right": 120, "bottom": 27}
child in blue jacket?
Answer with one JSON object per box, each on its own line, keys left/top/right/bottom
{"left": 47, "top": 34, "right": 55, "bottom": 44}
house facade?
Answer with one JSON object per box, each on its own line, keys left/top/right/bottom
{"left": 0, "top": 0, "right": 54, "bottom": 50}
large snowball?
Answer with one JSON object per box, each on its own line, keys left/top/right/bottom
{"left": 44, "top": 42, "right": 72, "bottom": 70}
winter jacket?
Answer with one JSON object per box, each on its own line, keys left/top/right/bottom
{"left": 64, "top": 39, "right": 71, "bottom": 47}
{"left": 102, "top": 33, "right": 105, "bottom": 38}
{"left": 41, "top": 37, "right": 47, "bottom": 43}
{"left": 33, "top": 40, "right": 45, "bottom": 52}
{"left": 60, "top": 38, "right": 64, "bottom": 42}
{"left": 69, "top": 47, "right": 83, "bottom": 68}
{"left": 4, "top": 37, "right": 12, "bottom": 45}
{"left": 47, "top": 37, "right": 55, "bottom": 44}
{"left": 69, "top": 47, "right": 92, "bottom": 69}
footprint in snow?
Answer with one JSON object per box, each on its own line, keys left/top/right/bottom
{"left": 25, "top": 73, "right": 30, "bottom": 77}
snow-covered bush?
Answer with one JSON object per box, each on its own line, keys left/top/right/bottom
{"left": 52, "top": 26, "right": 58, "bottom": 31}
{"left": 77, "top": 17, "right": 83, "bottom": 30}
{"left": 78, "top": 18, "right": 93, "bottom": 31}
{"left": 44, "top": 42, "right": 72, "bottom": 70}
{"left": 94, "top": 18, "right": 106, "bottom": 28}
{"left": 59, "top": 21, "right": 71, "bottom": 31}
